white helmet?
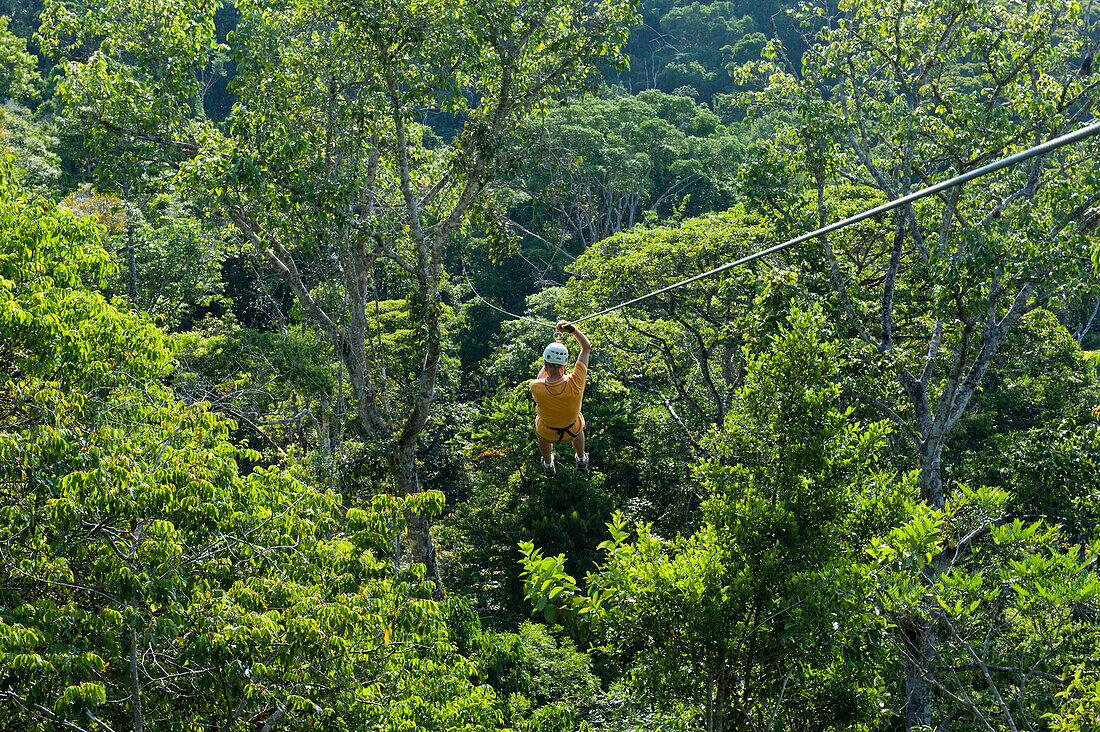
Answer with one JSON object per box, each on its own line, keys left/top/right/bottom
{"left": 543, "top": 342, "right": 569, "bottom": 366}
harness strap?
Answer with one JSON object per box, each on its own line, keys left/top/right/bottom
{"left": 550, "top": 419, "right": 578, "bottom": 443}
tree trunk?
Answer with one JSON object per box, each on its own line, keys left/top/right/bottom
{"left": 127, "top": 222, "right": 138, "bottom": 303}
{"left": 129, "top": 522, "right": 144, "bottom": 732}
{"left": 714, "top": 668, "right": 727, "bottom": 732}
{"left": 903, "top": 615, "right": 935, "bottom": 732}
{"left": 260, "top": 703, "right": 286, "bottom": 732}
{"left": 918, "top": 439, "right": 945, "bottom": 510}
{"left": 394, "top": 445, "right": 444, "bottom": 600}
{"left": 319, "top": 392, "right": 332, "bottom": 457}
{"left": 394, "top": 295, "right": 445, "bottom": 600}
{"left": 130, "top": 624, "right": 143, "bottom": 732}
{"left": 705, "top": 657, "right": 715, "bottom": 732}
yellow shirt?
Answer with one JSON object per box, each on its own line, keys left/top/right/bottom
{"left": 530, "top": 362, "right": 587, "bottom": 430}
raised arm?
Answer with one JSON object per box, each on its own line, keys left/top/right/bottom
{"left": 557, "top": 321, "right": 591, "bottom": 367}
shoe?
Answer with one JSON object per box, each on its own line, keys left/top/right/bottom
{"left": 574, "top": 452, "right": 589, "bottom": 472}
{"left": 542, "top": 459, "right": 556, "bottom": 477}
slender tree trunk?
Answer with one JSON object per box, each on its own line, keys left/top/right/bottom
{"left": 714, "top": 667, "right": 727, "bottom": 732}
{"left": 260, "top": 703, "right": 286, "bottom": 732}
{"left": 918, "top": 439, "right": 945, "bottom": 510}
{"left": 705, "top": 657, "right": 715, "bottom": 732}
{"left": 292, "top": 395, "right": 307, "bottom": 451}
{"left": 127, "top": 222, "right": 138, "bottom": 303}
{"left": 333, "top": 325, "right": 443, "bottom": 599}
{"left": 319, "top": 392, "right": 332, "bottom": 456}
{"left": 903, "top": 379, "right": 943, "bottom": 732}
{"left": 391, "top": 292, "right": 445, "bottom": 600}
{"left": 903, "top": 615, "right": 935, "bottom": 731}
{"left": 1075, "top": 295, "right": 1099, "bottom": 344}
{"left": 129, "top": 624, "right": 143, "bottom": 732}
{"left": 394, "top": 443, "right": 443, "bottom": 600}
{"left": 129, "top": 521, "right": 144, "bottom": 732}
{"left": 899, "top": 310, "right": 1019, "bottom": 730}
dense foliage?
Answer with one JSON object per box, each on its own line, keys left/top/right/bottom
{"left": 2, "top": 0, "right": 1100, "bottom": 730}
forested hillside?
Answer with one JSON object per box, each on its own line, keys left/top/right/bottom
{"left": 2, "top": 0, "right": 1100, "bottom": 730}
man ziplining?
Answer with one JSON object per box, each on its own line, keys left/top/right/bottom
{"left": 511, "top": 123, "right": 1100, "bottom": 480}
{"left": 530, "top": 321, "right": 591, "bottom": 476}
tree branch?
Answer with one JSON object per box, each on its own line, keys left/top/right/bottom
{"left": 228, "top": 210, "right": 339, "bottom": 335}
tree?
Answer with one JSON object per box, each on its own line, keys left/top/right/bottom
{"left": 522, "top": 308, "right": 905, "bottom": 731}
{"left": 448, "top": 610, "right": 605, "bottom": 730}
{"left": 0, "top": 103, "right": 60, "bottom": 193}
{"left": 606, "top": 0, "right": 790, "bottom": 102}
{"left": 62, "top": 185, "right": 227, "bottom": 327}
{"left": 561, "top": 204, "right": 798, "bottom": 455}
{"left": 658, "top": 2, "right": 764, "bottom": 100}
{"left": 172, "top": 316, "right": 338, "bottom": 457}
{"left": 739, "top": 0, "right": 1100, "bottom": 726}
{"left": 0, "top": 165, "right": 510, "bottom": 732}
{"left": 0, "top": 15, "right": 39, "bottom": 103}
{"left": 868, "top": 490, "right": 1100, "bottom": 731}
{"left": 0, "top": 0, "right": 47, "bottom": 39}
{"left": 42, "top": 0, "right": 637, "bottom": 597}
{"left": 517, "top": 90, "right": 743, "bottom": 251}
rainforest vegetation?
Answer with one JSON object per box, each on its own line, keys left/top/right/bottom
{"left": 2, "top": 0, "right": 1100, "bottom": 729}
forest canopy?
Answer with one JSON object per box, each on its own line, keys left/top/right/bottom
{"left": 2, "top": 0, "right": 1100, "bottom": 730}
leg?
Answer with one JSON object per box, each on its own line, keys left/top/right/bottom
{"left": 571, "top": 429, "right": 586, "bottom": 460}
{"left": 537, "top": 435, "right": 555, "bottom": 465}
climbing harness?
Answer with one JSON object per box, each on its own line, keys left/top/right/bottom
{"left": 547, "top": 419, "right": 579, "bottom": 443}
{"left": 465, "top": 120, "right": 1100, "bottom": 328}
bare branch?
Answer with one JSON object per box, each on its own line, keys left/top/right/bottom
{"left": 260, "top": 702, "right": 287, "bottom": 732}
{"left": 228, "top": 209, "right": 339, "bottom": 335}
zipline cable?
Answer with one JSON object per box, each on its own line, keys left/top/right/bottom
{"left": 569, "top": 120, "right": 1100, "bottom": 325}
{"left": 462, "top": 265, "right": 557, "bottom": 329}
